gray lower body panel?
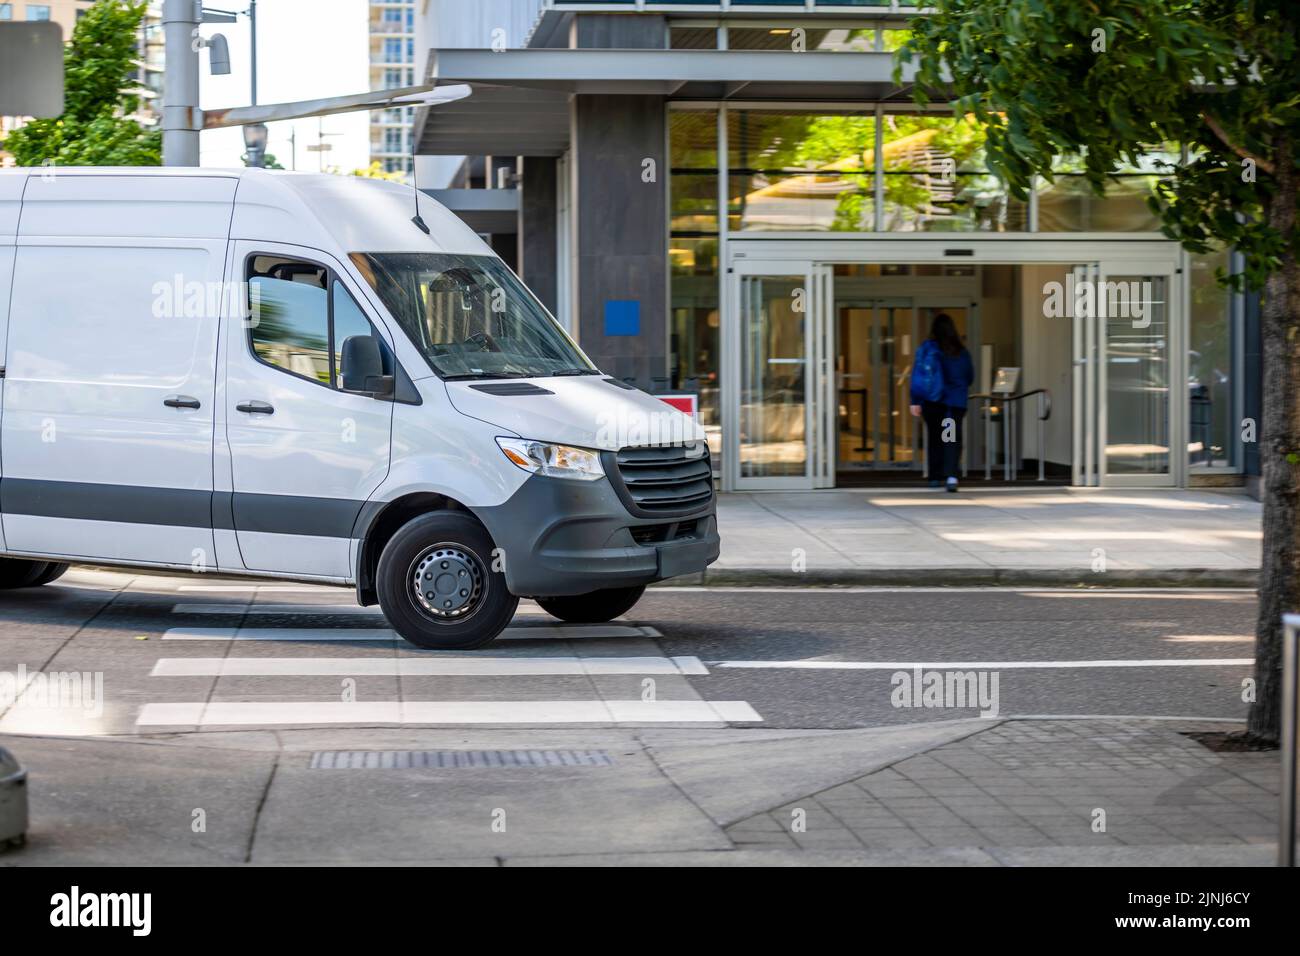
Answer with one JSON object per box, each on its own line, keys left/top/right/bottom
{"left": 474, "top": 475, "right": 719, "bottom": 597}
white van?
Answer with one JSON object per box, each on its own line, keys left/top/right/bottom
{"left": 0, "top": 168, "right": 718, "bottom": 648}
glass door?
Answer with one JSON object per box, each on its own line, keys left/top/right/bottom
{"left": 726, "top": 261, "right": 832, "bottom": 490}
{"left": 835, "top": 297, "right": 975, "bottom": 477}
{"left": 867, "top": 298, "right": 918, "bottom": 469}
{"left": 1080, "top": 260, "right": 1180, "bottom": 486}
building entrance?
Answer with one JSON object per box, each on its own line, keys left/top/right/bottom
{"left": 722, "top": 239, "right": 1183, "bottom": 491}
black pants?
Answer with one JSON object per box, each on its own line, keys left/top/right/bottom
{"left": 922, "top": 402, "right": 966, "bottom": 480}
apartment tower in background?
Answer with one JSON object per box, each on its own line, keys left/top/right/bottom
{"left": 369, "top": 0, "right": 416, "bottom": 178}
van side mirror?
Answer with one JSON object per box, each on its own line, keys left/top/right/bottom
{"left": 339, "top": 335, "right": 393, "bottom": 397}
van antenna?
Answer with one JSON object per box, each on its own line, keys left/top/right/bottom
{"left": 410, "top": 131, "right": 430, "bottom": 235}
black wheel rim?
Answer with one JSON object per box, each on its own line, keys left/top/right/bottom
{"left": 409, "top": 543, "right": 486, "bottom": 623}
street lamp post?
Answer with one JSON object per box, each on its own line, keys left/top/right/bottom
{"left": 161, "top": 0, "right": 471, "bottom": 171}
{"left": 243, "top": 122, "right": 268, "bottom": 168}
{"left": 161, "top": 0, "right": 201, "bottom": 167}
{"left": 249, "top": 0, "right": 257, "bottom": 106}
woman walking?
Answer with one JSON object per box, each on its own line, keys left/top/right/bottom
{"left": 910, "top": 313, "right": 974, "bottom": 492}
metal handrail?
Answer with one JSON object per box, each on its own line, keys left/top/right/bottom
{"left": 968, "top": 388, "right": 1053, "bottom": 481}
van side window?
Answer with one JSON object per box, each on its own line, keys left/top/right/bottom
{"left": 246, "top": 255, "right": 394, "bottom": 391}
{"left": 248, "top": 256, "right": 330, "bottom": 385}
{"left": 332, "top": 282, "right": 394, "bottom": 385}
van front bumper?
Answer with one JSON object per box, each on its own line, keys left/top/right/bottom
{"left": 473, "top": 474, "right": 719, "bottom": 598}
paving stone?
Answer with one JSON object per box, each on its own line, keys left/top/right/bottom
{"left": 723, "top": 719, "right": 1281, "bottom": 857}
{"left": 848, "top": 829, "right": 932, "bottom": 849}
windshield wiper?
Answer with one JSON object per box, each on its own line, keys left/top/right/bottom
{"left": 550, "top": 368, "right": 601, "bottom": 376}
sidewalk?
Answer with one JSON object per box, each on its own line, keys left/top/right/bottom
{"left": 724, "top": 718, "right": 1278, "bottom": 863}
{"left": 5, "top": 718, "right": 1277, "bottom": 866}
{"left": 694, "top": 488, "right": 1261, "bottom": 587}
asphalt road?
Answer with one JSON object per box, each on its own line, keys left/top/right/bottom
{"left": 645, "top": 586, "right": 1256, "bottom": 727}
{"left": 0, "top": 570, "right": 1257, "bottom": 736}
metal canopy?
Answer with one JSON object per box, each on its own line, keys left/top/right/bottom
{"left": 423, "top": 188, "right": 520, "bottom": 234}
{"left": 414, "top": 48, "right": 928, "bottom": 157}
{"left": 416, "top": 84, "right": 571, "bottom": 157}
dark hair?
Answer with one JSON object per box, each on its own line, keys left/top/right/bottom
{"left": 930, "top": 313, "right": 963, "bottom": 357}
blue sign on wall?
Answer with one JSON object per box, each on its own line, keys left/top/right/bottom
{"left": 604, "top": 299, "right": 640, "bottom": 337}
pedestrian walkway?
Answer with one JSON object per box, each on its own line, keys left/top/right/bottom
{"left": 702, "top": 488, "right": 1260, "bottom": 586}
{"left": 726, "top": 718, "right": 1277, "bottom": 854}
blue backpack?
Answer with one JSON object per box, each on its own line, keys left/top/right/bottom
{"left": 912, "top": 339, "right": 945, "bottom": 403}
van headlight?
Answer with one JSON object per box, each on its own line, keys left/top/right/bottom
{"left": 496, "top": 437, "right": 605, "bottom": 481}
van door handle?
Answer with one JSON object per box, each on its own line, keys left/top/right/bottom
{"left": 236, "top": 400, "right": 275, "bottom": 415}
{"left": 163, "top": 395, "right": 201, "bottom": 409}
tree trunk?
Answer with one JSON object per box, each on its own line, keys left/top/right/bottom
{"left": 1248, "top": 136, "right": 1300, "bottom": 744}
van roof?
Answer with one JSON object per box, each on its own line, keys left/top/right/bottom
{"left": 0, "top": 167, "right": 492, "bottom": 258}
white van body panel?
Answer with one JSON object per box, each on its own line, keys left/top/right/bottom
{"left": 17, "top": 173, "right": 237, "bottom": 239}
{"left": 2, "top": 173, "right": 232, "bottom": 566}
{"left": 444, "top": 376, "right": 706, "bottom": 452}
{"left": 229, "top": 171, "right": 492, "bottom": 256}
{"left": 210, "top": 238, "right": 241, "bottom": 574}
{"left": 0, "top": 172, "right": 23, "bottom": 553}
{"left": 379, "top": 376, "right": 527, "bottom": 509}
{"left": 0, "top": 171, "right": 23, "bottom": 238}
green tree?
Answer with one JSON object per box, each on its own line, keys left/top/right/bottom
{"left": 2, "top": 0, "right": 160, "bottom": 166}
{"left": 899, "top": 1, "right": 1299, "bottom": 742}
{"left": 343, "top": 160, "right": 408, "bottom": 182}
{"left": 243, "top": 152, "right": 286, "bottom": 170}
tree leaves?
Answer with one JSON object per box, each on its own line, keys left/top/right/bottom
{"left": 896, "top": 0, "right": 1298, "bottom": 292}
{"left": 2, "top": 1, "right": 159, "bottom": 167}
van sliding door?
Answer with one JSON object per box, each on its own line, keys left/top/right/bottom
{"left": 0, "top": 174, "right": 231, "bottom": 567}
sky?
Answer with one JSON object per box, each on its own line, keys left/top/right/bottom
{"left": 196, "top": 0, "right": 371, "bottom": 172}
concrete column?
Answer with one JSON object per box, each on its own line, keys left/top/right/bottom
{"left": 572, "top": 94, "right": 667, "bottom": 390}
{"left": 520, "top": 156, "right": 558, "bottom": 314}
{"left": 567, "top": 15, "right": 669, "bottom": 389}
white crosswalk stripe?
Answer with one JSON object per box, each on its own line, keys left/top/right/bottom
{"left": 172, "top": 603, "right": 555, "bottom": 617}
{"left": 129, "top": 602, "right": 758, "bottom": 731}
{"left": 173, "top": 603, "right": 379, "bottom": 615}
{"left": 161, "top": 624, "right": 662, "bottom": 641}
{"left": 151, "top": 655, "right": 710, "bottom": 677}
{"left": 136, "top": 699, "right": 762, "bottom": 727}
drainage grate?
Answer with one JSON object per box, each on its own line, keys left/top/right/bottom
{"left": 308, "top": 750, "right": 614, "bottom": 770}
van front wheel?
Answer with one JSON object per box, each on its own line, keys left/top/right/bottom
{"left": 0, "top": 559, "right": 70, "bottom": 590}
{"left": 375, "top": 512, "right": 518, "bottom": 650}
{"left": 536, "top": 585, "right": 646, "bottom": 624}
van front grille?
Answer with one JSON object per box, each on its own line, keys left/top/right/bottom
{"left": 606, "top": 443, "right": 713, "bottom": 518}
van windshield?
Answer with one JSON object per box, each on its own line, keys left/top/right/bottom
{"left": 350, "top": 252, "right": 595, "bottom": 380}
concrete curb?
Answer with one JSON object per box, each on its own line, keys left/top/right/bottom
{"left": 658, "top": 567, "right": 1259, "bottom": 589}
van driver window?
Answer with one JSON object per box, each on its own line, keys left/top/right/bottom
{"left": 332, "top": 282, "right": 391, "bottom": 383}
{"left": 247, "top": 256, "right": 330, "bottom": 384}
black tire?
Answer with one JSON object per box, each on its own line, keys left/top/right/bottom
{"left": 537, "top": 585, "right": 646, "bottom": 624}
{"left": 0, "top": 558, "right": 67, "bottom": 590}
{"left": 27, "top": 563, "right": 70, "bottom": 587}
{"left": 375, "top": 512, "right": 517, "bottom": 650}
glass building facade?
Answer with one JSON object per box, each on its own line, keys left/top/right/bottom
{"left": 420, "top": 0, "right": 1254, "bottom": 490}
